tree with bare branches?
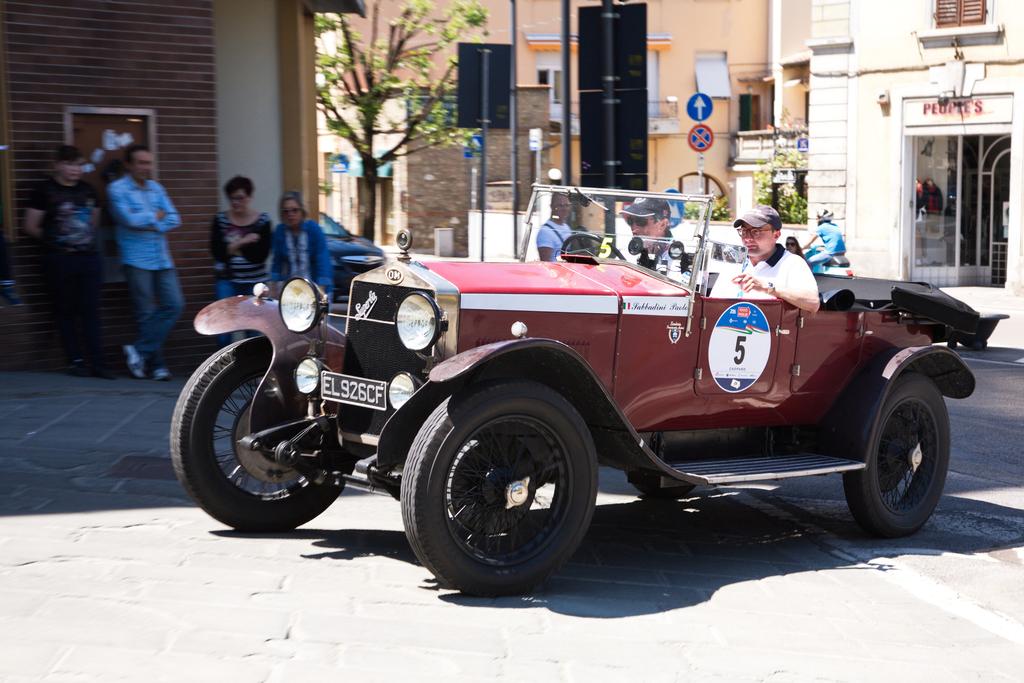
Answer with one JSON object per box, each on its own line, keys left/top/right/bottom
{"left": 316, "top": 0, "right": 488, "bottom": 242}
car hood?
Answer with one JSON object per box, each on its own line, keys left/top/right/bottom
{"left": 425, "top": 261, "right": 688, "bottom": 299}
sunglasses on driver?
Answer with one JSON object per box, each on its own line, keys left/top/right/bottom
{"left": 626, "top": 216, "right": 653, "bottom": 227}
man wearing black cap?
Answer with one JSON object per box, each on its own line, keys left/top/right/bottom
{"left": 621, "top": 197, "right": 672, "bottom": 239}
{"left": 729, "top": 205, "right": 819, "bottom": 313}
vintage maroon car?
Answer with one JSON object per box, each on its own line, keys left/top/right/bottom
{"left": 171, "top": 186, "right": 978, "bottom": 596}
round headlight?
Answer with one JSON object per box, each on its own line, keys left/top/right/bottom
{"left": 389, "top": 372, "right": 418, "bottom": 409}
{"left": 395, "top": 292, "right": 440, "bottom": 351}
{"left": 294, "top": 357, "right": 321, "bottom": 395}
{"left": 280, "top": 278, "right": 322, "bottom": 333}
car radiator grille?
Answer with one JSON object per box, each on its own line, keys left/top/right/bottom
{"left": 339, "top": 281, "right": 431, "bottom": 436}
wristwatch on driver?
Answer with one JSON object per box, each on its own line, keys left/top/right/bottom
{"left": 766, "top": 281, "right": 776, "bottom": 293}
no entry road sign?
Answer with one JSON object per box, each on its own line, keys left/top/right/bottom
{"left": 688, "top": 124, "right": 714, "bottom": 152}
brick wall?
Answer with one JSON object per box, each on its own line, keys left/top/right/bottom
{"left": 0, "top": 0, "right": 218, "bottom": 374}
{"left": 405, "top": 86, "right": 551, "bottom": 256}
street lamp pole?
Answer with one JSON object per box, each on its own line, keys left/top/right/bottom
{"left": 602, "top": 0, "right": 616, "bottom": 192}
{"left": 560, "top": 0, "right": 571, "bottom": 184}
{"left": 510, "top": 0, "right": 519, "bottom": 257}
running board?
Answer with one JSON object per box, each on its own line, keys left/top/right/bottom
{"left": 669, "top": 453, "right": 865, "bottom": 485}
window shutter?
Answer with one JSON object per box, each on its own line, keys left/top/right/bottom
{"left": 934, "top": 0, "right": 960, "bottom": 27}
{"left": 934, "top": 0, "right": 986, "bottom": 27}
{"left": 960, "top": 0, "right": 986, "bottom": 25}
{"left": 739, "top": 94, "right": 752, "bottom": 132}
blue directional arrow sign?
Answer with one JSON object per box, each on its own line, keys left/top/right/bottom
{"left": 464, "top": 133, "right": 483, "bottom": 158}
{"left": 686, "top": 93, "right": 713, "bottom": 122}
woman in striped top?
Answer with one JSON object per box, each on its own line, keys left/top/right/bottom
{"left": 210, "top": 175, "right": 272, "bottom": 347}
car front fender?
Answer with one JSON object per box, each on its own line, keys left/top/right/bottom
{"left": 194, "top": 296, "right": 345, "bottom": 432}
{"left": 376, "top": 338, "right": 679, "bottom": 479}
{"left": 817, "top": 345, "right": 974, "bottom": 462}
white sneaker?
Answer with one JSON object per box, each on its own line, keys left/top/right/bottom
{"left": 122, "top": 344, "right": 146, "bottom": 379}
{"left": 151, "top": 367, "right": 172, "bottom": 381}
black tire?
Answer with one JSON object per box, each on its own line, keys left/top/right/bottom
{"left": 170, "top": 338, "right": 343, "bottom": 532}
{"left": 400, "top": 380, "right": 598, "bottom": 596}
{"left": 843, "top": 373, "right": 949, "bottom": 537}
{"left": 628, "top": 470, "right": 697, "bottom": 500}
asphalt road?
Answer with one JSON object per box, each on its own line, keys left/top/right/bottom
{"left": 1, "top": 357, "right": 1022, "bottom": 680}
{"left": 744, "top": 355, "right": 1024, "bottom": 634}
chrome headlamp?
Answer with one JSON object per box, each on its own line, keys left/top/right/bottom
{"left": 388, "top": 372, "right": 419, "bottom": 409}
{"left": 395, "top": 292, "right": 441, "bottom": 351}
{"left": 294, "top": 357, "right": 323, "bottom": 395}
{"left": 279, "top": 278, "right": 324, "bottom": 333}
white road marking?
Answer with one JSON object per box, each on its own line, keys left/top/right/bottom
{"left": 963, "top": 357, "right": 1024, "bottom": 367}
{"left": 867, "top": 556, "right": 1024, "bottom": 645}
{"left": 742, "top": 493, "right": 1024, "bottom": 645}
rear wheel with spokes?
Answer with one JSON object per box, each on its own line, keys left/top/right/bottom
{"left": 401, "top": 380, "right": 598, "bottom": 596}
{"left": 843, "top": 373, "right": 949, "bottom": 537}
{"left": 170, "top": 338, "right": 342, "bottom": 531}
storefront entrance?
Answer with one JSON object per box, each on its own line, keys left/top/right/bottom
{"left": 911, "top": 133, "right": 1011, "bottom": 286}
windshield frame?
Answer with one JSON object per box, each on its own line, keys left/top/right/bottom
{"left": 521, "top": 183, "right": 713, "bottom": 277}
{"left": 521, "top": 184, "right": 716, "bottom": 339}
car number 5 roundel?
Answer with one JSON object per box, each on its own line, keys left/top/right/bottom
{"left": 708, "top": 302, "right": 772, "bottom": 393}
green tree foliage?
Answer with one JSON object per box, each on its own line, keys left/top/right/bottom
{"left": 684, "top": 195, "right": 731, "bottom": 222}
{"left": 754, "top": 149, "right": 807, "bottom": 225}
{"left": 317, "top": 0, "right": 488, "bottom": 240}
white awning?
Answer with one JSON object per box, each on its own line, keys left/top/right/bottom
{"left": 695, "top": 52, "right": 732, "bottom": 99}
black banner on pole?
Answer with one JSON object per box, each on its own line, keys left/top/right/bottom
{"left": 457, "top": 43, "right": 511, "bottom": 129}
{"left": 577, "top": 4, "right": 648, "bottom": 189}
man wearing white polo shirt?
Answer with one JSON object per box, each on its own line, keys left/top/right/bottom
{"left": 729, "top": 205, "right": 820, "bottom": 314}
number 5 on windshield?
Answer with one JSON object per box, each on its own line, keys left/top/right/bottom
{"left": 598, "top": 236, "right": 614, "bottom": 259}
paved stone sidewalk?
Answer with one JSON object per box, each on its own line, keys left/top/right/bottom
{"left": 1, "top": 372, "right": 1022, "bottom": 681}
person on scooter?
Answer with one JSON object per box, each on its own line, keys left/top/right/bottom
{"left": 803, "top": 208, "right": 846, "bottom": 269}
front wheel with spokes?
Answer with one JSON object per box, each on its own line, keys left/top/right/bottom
{"left": 843, "top": 373, "right": 950, "bottom": 537}
{"left": 401, "top": 380, "right": 598, "bottom": 596}
{"left": 170, "top": 338, "right": 343, "bottom": 531}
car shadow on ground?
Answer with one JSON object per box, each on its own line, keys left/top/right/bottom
{"left": 229, "top": 486, "right": 1024, "bottom": 619}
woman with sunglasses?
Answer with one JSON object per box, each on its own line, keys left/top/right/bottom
{"left": 210, "top": 176, "right": 273, "bottom": 346}
{"left": 270, "top": 191, "right": 333, "bottom": 300}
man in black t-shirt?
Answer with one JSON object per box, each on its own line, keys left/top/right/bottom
{"left": 24, "top": 145, "right": 113, "bottom": 378}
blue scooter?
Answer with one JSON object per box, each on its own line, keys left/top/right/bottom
{"left": 804, "top": 245, "right": 853, "bottom": 277}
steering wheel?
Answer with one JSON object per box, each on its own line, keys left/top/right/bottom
{"left": 560, "top": 232, "right": 626, "bottom": 260}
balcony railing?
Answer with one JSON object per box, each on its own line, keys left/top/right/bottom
{"left": 731, "top": 126, "right": 808, "bottom": 164}
{"left": 554, "top": 100, "right": 681, "bottom": 136}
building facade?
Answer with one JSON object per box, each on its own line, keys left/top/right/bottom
{"left": 0, "top": 0, "right": 360, "bottom": 372}
{"left": 492, "top": 0, "right": 805, "bottom": 208}
{"left": 806, "top": 0, "right": 1023, "bottom": 293}
{"left": 319, "top": 0, "right": 814, "bottom": 251}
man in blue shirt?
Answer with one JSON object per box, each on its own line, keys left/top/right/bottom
{"left": 536, "top": 193, "right": 573, "bottom": 262}
{"left": 802, "top": 208, "right": 846, "bottom": 268}
{"left": 108, "top": 145, "right": 184, "bottom": 380}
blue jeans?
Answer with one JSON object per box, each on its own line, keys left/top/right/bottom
{"left": 214, "top": 279, "right": 257, "bottom": 348}
{"left": 123, "top": 265, "right": 184, "bottom": 369}
{"left": 807, "top": 250, "right": 835, "bottom": 266}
